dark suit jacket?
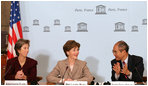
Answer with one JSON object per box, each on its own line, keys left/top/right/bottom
{"left": 111, "top": 54, "right": 144, "bottom": 82}
{"left": 5, "top": 57, "right": 38, "bottom": 82}
{"left": 46, "top": 59, "right": 93, "bottom": 84}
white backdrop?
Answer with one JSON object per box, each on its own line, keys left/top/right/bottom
{"left": 20, "top": 1, "right": 147, "bottom": 82}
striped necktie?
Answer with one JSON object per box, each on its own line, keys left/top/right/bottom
{"left": 122, "top": 61, "right": 128, "bottom": 79}
{"left": 123, "top": 61, "right": 125, "bottom": 66}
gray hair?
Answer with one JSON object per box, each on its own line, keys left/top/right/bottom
{"left": 117, "top": 40, "right": 129, "bottom": 52}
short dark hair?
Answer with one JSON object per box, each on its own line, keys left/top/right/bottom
{"left": 14, "top": 39, "right": 30, "bottom": 56}
{"left": 63, "top": 40, "right": 80, "bottom": 57}
{"left": 117, "top": 40, "right": 129, "bottom": 52}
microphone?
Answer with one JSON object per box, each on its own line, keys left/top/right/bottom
{"left": 129, "top": 60, "right": 144, "bottom": 83}
{"left": 127, "top": 66, "right": 144, "bottom": 85}
{"left": 90, "top": 81, "right": 94, "bottom": 85}
{"left": 4, "top": 65, "right": 12, "bottom": 78}
{"left": 2, "top": 65, "right": 12, "bottom": 85}
{"left": 30, "top": 80, "right": 39, "bottom": 85}
{"left": 96, "top": 82, "right": 99, "bottom": 85}
{"left": 62, "top": 66, "right": 68, "bottom": 84}
{"left": 103, "top": 81, "right": 111, "bottom": 85}
{"left": 135, "top": 67, "right": 143, "bottom": 82}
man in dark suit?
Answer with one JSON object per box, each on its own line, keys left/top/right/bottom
{"left": 111, "top": 41, "right": 144, "bottom": 82}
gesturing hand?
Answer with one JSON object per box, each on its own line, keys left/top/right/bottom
{"left": 121, "top": 63, "right": 130, "bottom": 76}
{"left": 113, "top": 62, "right": 121, "bottom": 75}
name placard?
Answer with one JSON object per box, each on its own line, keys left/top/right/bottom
{"left": 4, "top": 80, "right": 27, "bottom": 85}
{"left": 111, "top": 81, "right": 134, "bottom": 85}
{"left": 64, "top": 81, "right": 87, "bottom": 85}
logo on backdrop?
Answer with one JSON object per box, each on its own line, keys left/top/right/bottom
{"left": 33, "top": 19, "right": 39, "bottom": 26}
{"left": 44, "top": 26, "right": 50, "bottom": 32}
{"left": 142, "top": 19, "right": 147, "bottom": 25}
{"left": 65, "top": 26, "right": 71, "bottom": 32}
{"left": 131, "top": 25, "right": 138, "bottom": 32}
{"left": 54, "top": 19, "right": 60, "bottom": 25}
{"left": 114, "top": 22, "right": 126, "bottom": 32}
{"left": 95, "top": 5, "right": 107, "bottom": 15}
{"left": 23, "top": 26, "right": 29, "bottom": 32}
{"left": 77, "top": 22, "right": 88, "bottom": 32}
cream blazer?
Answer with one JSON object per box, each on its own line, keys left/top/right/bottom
{"left": 46, "top": 59, "right": 93, "bottom": 84}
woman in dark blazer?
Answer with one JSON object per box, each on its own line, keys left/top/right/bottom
{"left": 5, "top": 39, "right": 37, "bottom": 82}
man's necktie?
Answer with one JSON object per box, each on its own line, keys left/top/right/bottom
{"left": 122, "top": 61, "right": 128, "bottom": 79}
{"left": 123, "top": 61, "right": 125, "bottom": 66}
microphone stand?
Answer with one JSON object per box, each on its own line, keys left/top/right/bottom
{"left": 135, "top": 67, "right": 145, "bottom": 85}
{"left": 62, "top": 66, "right": 68, "bottom": 84}
{"left": 2, "top": 65, "right": 12, "bottom": 85}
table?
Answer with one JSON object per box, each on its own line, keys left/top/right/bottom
{"left": 38, "top": 82, "right": 147, "bottom": 85}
